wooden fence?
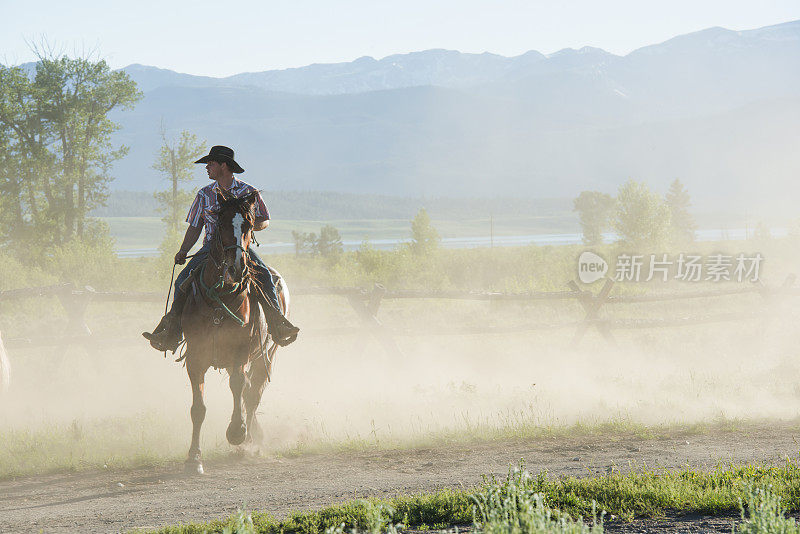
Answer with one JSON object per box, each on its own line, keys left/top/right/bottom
{"left": 2, "top": 275, "right": 798, "bottom": 346}
{"left": 0, "top": 275, "right": 798, "bottom": 392}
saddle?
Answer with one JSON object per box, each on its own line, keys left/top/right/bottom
{"left": 181, "top": 264, "right": 269, "bottom": 361}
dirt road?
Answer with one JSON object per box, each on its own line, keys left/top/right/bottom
{"left": 1, "top": 425, "right": 798, "bottom": 533}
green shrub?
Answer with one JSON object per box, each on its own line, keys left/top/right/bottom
{"left": 474, "top": 464, "right": 604, "bottom": 534}
{"left": 737, "top": 485, "right": 800, "bottom": 534}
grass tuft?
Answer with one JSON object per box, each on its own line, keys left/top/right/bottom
{"left": 473, "top": 463, "right": 604, "bottom": 534}
{"left": 144, "top": 459, "right": 800, "bottom": 534}
{"left": 737, "top": 485, "right": 800, "bottom": 534}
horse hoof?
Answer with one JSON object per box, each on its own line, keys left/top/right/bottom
{"left": 226, "top": 422, "right": 247, "bottom": 446}
{"left": 184, "top": 459, "right": 204, "bottom": 475}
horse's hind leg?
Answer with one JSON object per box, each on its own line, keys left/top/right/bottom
{"left": 185, "top": 359, "right": 207, "bottom": 475}
{"left": 226, "top": 364, "right": 248, "bottom": 446}
{"left": 244, "top": 356, "right": 270, "bottom": 445}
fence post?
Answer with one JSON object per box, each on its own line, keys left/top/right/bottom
{"left": 367, "top": 283, "right": 386, "bottom": 317}
{"left": 56, "top": 284, "right": 92, "bottom": 338}
{"left": 568, "top": 278, "right": 616, "bottom": 346}
{"left": 347, "top": 283, "right": 404, "bottom": 359}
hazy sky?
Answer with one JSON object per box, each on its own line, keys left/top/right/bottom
{"left": 2, "top": 0, "right": 799, "bottom": 77}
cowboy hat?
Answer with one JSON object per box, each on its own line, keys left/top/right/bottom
{"left": 195, "top": 145, "right": 245, "bottom": 174}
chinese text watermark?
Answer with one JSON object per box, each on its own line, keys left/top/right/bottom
{"left": 579, "top": 252, "right": 763, "bottom": 283}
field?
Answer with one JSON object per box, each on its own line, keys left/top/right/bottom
{"left": 2, "top": 238, "right": 800, "bottom": 533}
{"left": 100, "top": 215, "right": 580, "bottom": 251}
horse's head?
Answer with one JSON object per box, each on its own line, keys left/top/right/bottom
{"left": 213, "top": 189, "right": 258, "bottom": 282}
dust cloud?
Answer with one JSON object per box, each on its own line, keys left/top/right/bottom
{"left": 2, "top": 290, "right": 800, "bottom": 456}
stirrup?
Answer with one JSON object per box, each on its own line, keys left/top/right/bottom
{"left": 142, "top": 329, "right": 183, "bottom": 352}
{"left": 146, "top": 315, "right": 170, "bottom": 336}
{"left": 270, "top": 321, "right": 299, "bottom": 347}
{"left": 142, "top": 314, "right": 182, "bottom": 352}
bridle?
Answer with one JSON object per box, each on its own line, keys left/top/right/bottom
{"left": 198, "top": 209, "right": 253, "bottom": 328}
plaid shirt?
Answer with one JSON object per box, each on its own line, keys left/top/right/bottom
{"left": 186, "top": 179, "right": 269, "bottom": 245}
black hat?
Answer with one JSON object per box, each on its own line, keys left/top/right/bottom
{"left": 195, "top": 145, "right": 245, "bottom": 174}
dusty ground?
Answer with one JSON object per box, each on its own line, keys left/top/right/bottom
{"left": 0, "top": 425, "right": 798, "bottom": 534}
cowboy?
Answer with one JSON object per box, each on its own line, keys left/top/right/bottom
{"left": 143, "top": 145, "right": 299, "bottom": 351}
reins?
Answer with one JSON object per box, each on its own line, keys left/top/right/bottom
{"left": 196, "top": 228, "right": 250, "bottom": 328}
{"left": 161, "top": 203, "right": 255, "bottom": 361}
{"left": 162, "top": 251, "right": 199, "bottom": 359}
{"left": 165, "top": 251, "right": 200, "bottom": 317}
{"left": 198, "top": 261, "right": 248, "bottom": 328}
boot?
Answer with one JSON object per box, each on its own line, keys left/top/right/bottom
{"left": 142, "top": 290, "right": 189, "bottom": 352}
{"left": 261, "top": 302, "right": 299, "bottom": 347}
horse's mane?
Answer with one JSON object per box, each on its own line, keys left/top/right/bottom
{"left": 212, "top": 191, "right": 258, "bottom": 222}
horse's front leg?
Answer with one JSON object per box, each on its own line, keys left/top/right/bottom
{"left": 226, "top": 364, "right": 248, "bottom": 445}
{"left": 186, "top": 359, "right": 208, "bottom": 475}
{"left": 244, "top": 355, "right": 270, "bottom": 445}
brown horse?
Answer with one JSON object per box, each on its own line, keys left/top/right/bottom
{"left": 181, "top": 190, "right": 290, "bottom": 475}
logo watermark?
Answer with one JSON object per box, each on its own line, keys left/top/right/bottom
{"left": 578, "top": 252, "right": 763, "bottom": 283}
{"left": 578, "top": 251, "right": 609, "bottom": 283}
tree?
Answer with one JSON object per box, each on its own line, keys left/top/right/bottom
{"left": 753, "top": 222, "right": 771, "bottom": 241}
{"left": 613, "top": 180, "right": 671, "bottom": 249}
{"left": 291, "top": 225, "right": 343, "bottom": 257}
{"left": 410, "top": 208, "right": 439, "bottom": 255}
{"left": 0, "top": 64, "right": 59, "bottom": 246}
{"left": 573, "top": 191, "right": 616, "bottom": 246}
{"left": 33, "top": 52, "right": 141, "bottom": 240}
{"left": 152, "top": 127, "right": 207, "bottom": 246}
{"left": 291, "top": 230, "right": 312, "bottom": 256}
{"left": 0, "top": 52, "right": 141, "bottom": 247}
{"left": 664, "top": 179, "right": 696, "bottom": 244}
{"left": 315, "top": 224, "right": 343, "bottom": 257}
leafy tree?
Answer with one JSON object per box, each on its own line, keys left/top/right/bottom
{"left": 291, "top": 225, "right": 343, "bottom": 257}
{"left": 410, "top": 208, "right": 440, "bottom": 255}
{"left": 664, "top": 179, "right": 696, "bottom": 244}
{"left": 152, "top": 127, "right": 207, "bottom": 234}
{"left": 613, "top": 180, "right": 671, "bottom": 249}
{"left": 573, "top": 191, "right": 616, "bottom": 246}
{"left": 33, "top": 52, "right": 141, "bottom": 240}
{"left": 0, "top": 52, "right": 141, "bottom": 248}
{"left": 315, "top": 224, "right": 343, "bottom": 257}
{"left": 0, "top": 64, "right": 59, "bottom": 246}
{"left": 291, "top": 230, "right": 313, "bottom": 256}
{"left": 0, "top": 125, "right": 21, "bottom": 243}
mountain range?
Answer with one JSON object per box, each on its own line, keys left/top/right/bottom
{"left": 104, "top": 20, "right": 800, "bottom": 214}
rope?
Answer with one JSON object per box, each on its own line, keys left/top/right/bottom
{"left": 161, "top": 262, "right": 178, "bottom": 358}
{"left": 198, "top": 262, "right": 247, "bottom": 328}
{"left": 159, "top": 251, "right": 200, "bottom": 358}
{"left": 164, "top": 263, "right": 177, "bottom": 317}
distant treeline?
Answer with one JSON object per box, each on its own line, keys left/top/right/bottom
{"left": 91, "top": 190, "right": 573, "bottom": 220}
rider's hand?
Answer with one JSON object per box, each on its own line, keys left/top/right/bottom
{"left": 175, "top": 250, "right": 188, "bottom": 265}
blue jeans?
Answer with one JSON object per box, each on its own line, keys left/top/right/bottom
{"left": 174, "top": 244, "right": 281, "bottom": 313}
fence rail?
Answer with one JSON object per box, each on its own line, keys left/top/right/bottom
{"left": 0, "top": 275, "right": 796, "bottom": 354}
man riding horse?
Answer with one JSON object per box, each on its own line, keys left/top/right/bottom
{"left": 143, "top": 145, "right": 299, "bottom": 351}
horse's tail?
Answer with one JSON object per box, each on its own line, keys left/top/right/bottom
{"left": 258, "top": 267, "right": 290, "bottom": 382}
{"left": 269, "top": 267, "right": 291, "bottom": 318}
